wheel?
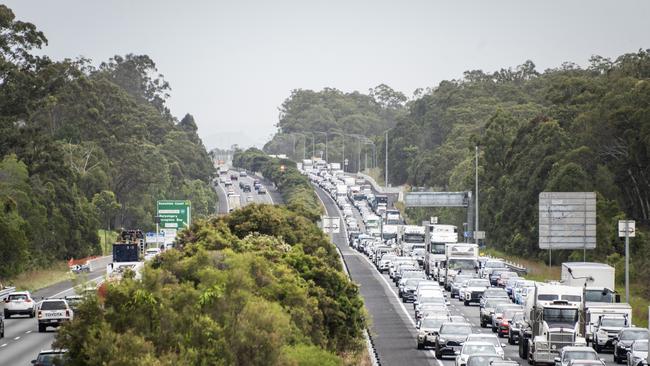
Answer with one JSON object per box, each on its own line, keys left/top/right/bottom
{"left": 38, "top": 324, "right": 46, "bottom": 333}
{"left": 508, "top": 333, "right": 515, "bottom": 345}
{"left": 519, "top": 339, "right": 529, "bottom": 359}
{"left": 435, "top": 344, "right": 441, "bottom": 359}
{"left": 480, "top": 318, "right": 486, "bottom": 328}
{"left": 593, "top": 341, "right": 601, "bottom": 353}
{"left": 29, "top": 310, "right": 35, "bottom": 318}
{"left": 464, "top": 300, "right": 469, "bottom": 306}
{"left": 3, "top": 310, "right": 9, "bottom": 319}
{"left": 402, "top": 297, "right": 407, "bottom": 303}
{"left": 613, "top": 355, "right": 619, "bottom": 364}
{"left": 491, "top": 325, "right": 497, "bottom": 333}
{"left": 417, "top": 341, "right": 424, "bottom": 350}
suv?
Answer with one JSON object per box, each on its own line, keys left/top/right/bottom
{"left": 31, "top": 349, "right": 68, "bottom": 366}
{"left": 614, "top": 328, "right": 649, "bottom": 364}
{"left": 463, "top": 278, "right": 491, "bottom": 306}
{"left": 627, "top": 340, "right": 648, "bottom": 366}
{"left": 434, "top": 322, "right": 473, "bottom": 359}
{"left": 38, "top": 299, "right": 73, "bottom": 332}
{"left": 593, "top": 316, "right": 629, "bottom": 352}
{"left": 480, "top": 298, "right": 511, "bottom": 328}
{"left": 554, "top": 346, "right": 601, "bottom": 366}
{"left": 480, "top": 288, "right": 509, "bottom": 307}
{"left": 416, "top": 316, "right": 448, "bottom": 349}
{"left": 3, "top": 291, "right": 36, "bottom": 318}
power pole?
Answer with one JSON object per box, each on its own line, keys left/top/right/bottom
{"left": 385, "top": 130, "right": 389, "bottom": 188}
{"left": 475, "top": 145, "right": 479, "bottom": 233}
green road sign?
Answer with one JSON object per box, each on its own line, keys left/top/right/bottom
{"left": 156, "top": 200, "right": 191, "bottom": 229}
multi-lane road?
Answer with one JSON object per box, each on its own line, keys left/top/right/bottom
{"left": 0, "top": 267, "right": 106, "bottom": 365}
{"left": 214, "top": 170, "right": 281, "bottom": 213}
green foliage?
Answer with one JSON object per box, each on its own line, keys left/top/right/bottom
{"left": 56, "top": 204, "right": 366, "bottom": 365}
{"left": 0, "top": 5, "right": 216, "bottom": 278}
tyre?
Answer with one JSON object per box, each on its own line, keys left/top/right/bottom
{"left": 417, "top": 341, "right": 424, "bottom": 350}
{"left": 519, "top": 339, "right": 529, "bottom": 359}
{"left": 480, "top": 318, "right": 486, "bottom": 328}
{"left": 508, "top": 333, "right": 515, "bottom": 345}
{"left": 435, "top": 345, "right": 441, "bottom": 359}
{"left": 613, "top": 355, "right": 619, "bottom": 364}
{"left": 464, "top": 300, "right": 469, "bottom": 306}
{"left": 593, "top": 341, "right": 601, "bottom": 353}
{"left": 30, "top": 309, "right": 35, "bottom": 318}
{"left": 38, "top": 324, "right": 46, "bottom": 333}
{"left": 491, "top": 325, "right": 497, "bottom": 333}
{"left": 3, "top": 310, "right": 9, "bottom": 319}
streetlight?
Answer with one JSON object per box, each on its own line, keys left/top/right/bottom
{"left": 329, "top": 131, "right": 345, "bottom": 171}
{"left": 349, "top": 134, "right": 365, "bottom": 174}
{"left": 383, "top": 129, "right": 392, "bottom": 188}
{"left": 313, "top": 131, "right": 328, "bottom": 162}
{"left": 362, "top": 140, "right": 376, "bottom": 171}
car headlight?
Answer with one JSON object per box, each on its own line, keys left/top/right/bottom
{"left": 438, "top": 338, "right": 447, "bottom": 344}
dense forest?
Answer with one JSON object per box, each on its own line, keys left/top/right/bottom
{"left": 0, "top": 5, "right": 216, "bottom": 278}
{"left": 263, "top": 51, "right": 650, "bottom": 296}
{"left": 55, "top": 204, "right": 366, "bottom": 365}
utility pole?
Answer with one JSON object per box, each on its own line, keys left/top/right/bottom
{"left": 475, "top": 145, "right": 479, "bottom": 233}
{"left": 625, "top": 219, "right": 630, "bottom": 303}
{"left": 385, "top": 130, "right": 389, "bottom": 188}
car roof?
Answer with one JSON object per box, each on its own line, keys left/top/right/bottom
{"left": 463, "top": 341, "right": 496, "bottom": 347}
{"left": 468, "top": 333, "right": 499, "bottom": 340}
{"left": 9, "top": 291, "right": 30, "bottom": 295}
{"left": 39, "top": 349, "right": 68, "bottom": 354}
{"left": 562, "top": 346, "right": 596, "bottom": 352}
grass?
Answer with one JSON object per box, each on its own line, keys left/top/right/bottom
{"left": 362, "top": 167, "right": 384, "bottom": 186}
{"left": 482, "top": 248, "right": 649, "bottom": 328}
{"left": 7, "top": 261, "right": 72, "bottom": 293}
{"left": 98, "top": 229, "right": 118, "bottom": 255}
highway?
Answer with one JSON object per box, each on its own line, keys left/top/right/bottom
{"left": 214, "top": 169, "right": 281, "bottom": 213}
{"left": 0, "top": 266, "right": 107, "bottom": 365}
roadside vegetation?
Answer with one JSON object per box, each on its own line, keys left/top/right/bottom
{"left": 55, "top": 204, "right": 367, "bottom": 365}
{"left": 233, "top": 148, "right": 323, "bottom": 221}
{"left": 0, "top": 5, "right": 216, "bottom": 281}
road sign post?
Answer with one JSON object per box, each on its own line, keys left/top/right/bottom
{"left": 618, "top": 220, "right": 635, "bottom": 303}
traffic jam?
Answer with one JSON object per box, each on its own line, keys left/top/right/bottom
{"left": 306, "top": 162, "right": 648, "bottom": 366}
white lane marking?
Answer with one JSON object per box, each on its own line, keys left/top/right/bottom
{"left": 13, "top": 336, "right": 20, "bottom": 340}
{"left": 0, "top": 344, "right": 7, "bottom": 347}
{"left": 36, "top": 275, "right": 105, "bottom": 305}
{"left": 314, "top": 186, "right": 444, "bottom": 366}
{"left": 25, "top": 330, "right": 31, "bottom": 334}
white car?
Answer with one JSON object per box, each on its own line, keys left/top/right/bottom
{"left": 465, "top": 333, "right": 506, "bottom": 358}
{"left": 455, "top": 341, "right": 500, "bottom": 366}
{"left": 144, "top": 248, "right": 161, "bottom": 261}
{"left": 3, "top": 291, "right": 36, "bottom": 318}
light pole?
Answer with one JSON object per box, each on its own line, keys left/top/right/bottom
{"left": 475, "top": 145, "right": 479, "bottom": 234}
{"left": 314, "top": 131, "right": 328, "bottom": 162}
{"left": 384, "top": 129, "right": 391, "bottom": 188}
{"left": 350, "top": 134, "right": 365, "bottom": 174}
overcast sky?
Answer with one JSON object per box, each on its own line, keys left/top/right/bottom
{"left": 5, "top": 0, "right": 649, "bottom": 149}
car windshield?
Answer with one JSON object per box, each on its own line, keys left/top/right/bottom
{"left": 503, "top": 309, "right": 523, "bottom": 319}
{"left": 421, "top": 318, "right": 446, "bottom": 329}
{"left": 621, "top": 330, "right": 649, "bottom": 340}
{"left": 564, "top": 351, "right": 598, "bottom": 361}
{"left": 485, "top": 299, "right": 510, "bottom": 308}
{"left": 404, "top": 234, "right": 425, "bottom": 243}
{"left": 538, "top": 294, "right": 559, "bottom": 301}
{"left": 467, "top": 356, "right": 503, "bottom": 366}
{"left": 37, "top": 353, "right": 65, "bottom": 365}
{"left": 600, "top": 318, "right": 626, "bottom": 327}
{"left": 9, "top": 294, "right": 27, "bottom": 301}
{"left": 41, "top": 301, "right": 67, "bottom": 310}
{"left": 468, "top": 280, "right": 490, "bottom": 287}
{"left": 420, "top": 297, "right": 444, "bottom": 304}
{"left": 468, "top": 336, "right": 500, "bottom": 347}
{"left": 484, "top": 289, "right": 508, "bottom": 297}
{"left": 464, "top": 344, "right": 498, "bottom": 355}
{"left": 440, "top": 324, "right": 472, "bottom": 335}
{"left": 633, "top": 341, "right": 648, "bottom": 351}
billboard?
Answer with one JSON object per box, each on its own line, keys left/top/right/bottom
{"left": 539, "top": 192, "right": 596, "bottom": 250}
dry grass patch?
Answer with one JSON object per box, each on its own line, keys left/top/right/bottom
{"left": 8, "top": 261, "right": 72, "bottom": 292}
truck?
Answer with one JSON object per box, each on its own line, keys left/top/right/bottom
{"left": 519, "top": 283, "right": 585, "bottom": 365}
{"left": 423, "top": 223, "right": 458, "bottom": 282}
{"left": 381, "top": 224, "right": 399, "bottom": 244}
{"left": 400, "top": 225, "right": 426, "bottom": 256}
{"left": 227, "top": 194, "right": 241, "bottom": 212}
{"left": 107, "top": 229, "right": 146, "bottom": 281}
{"left": 441, "top": 243, "right": 479, "bottom": 290}
{"left": 561, "top": 262, "right": 630, "bottom": 343}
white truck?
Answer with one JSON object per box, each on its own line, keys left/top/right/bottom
{"left": 560, "top": 262, "right": 632, "bottom": 344}
{"left": 441, "top": 243, "right": 479, "bottom": 290}
{"left": 381, "top": 224, "right": 399, "bottom": 244}
{"left": 228, "top": 194, "right": 241, "bottom": 212}
{"left": 424, "top": 223, "right": 458, "bottom": 282}
{"left": 519, "top": 283, "right": 585, "bottom": 365}
{"left": 400, "top": 225, "right": 426, "bottom": 256}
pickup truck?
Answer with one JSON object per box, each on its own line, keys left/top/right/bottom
{"left": 38, "top": 299, "right": 73, "bottom": 332}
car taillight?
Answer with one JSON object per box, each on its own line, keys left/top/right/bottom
{"left": 26, "top": 298, "right": 31, "bottom": 302}
{"left": 38, "top": 311, "right": 42, "bottom": 319}
{"left": 502, "top": 321, "right": 509, "bottom": 326}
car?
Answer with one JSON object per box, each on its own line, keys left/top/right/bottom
{"left": 239, "top": 171, "right": 247, "bottom": 177}
{"left": 30, "top": 349, "right": 68, "bottom": 366}
{"left": 242, "top": 184, "right": 252, "bottom": 192}
{"left": 480, "top": 288, "right": 510, "bottom": 307}
{"left": 257, "top": 186, "right": 267, "bottom": 194}
{"left": 507, "top": 312, "right": 526, "bottom": 345}
{"left": 466, "top": 355, "right": 507, "bottom": 366}
{"left": 593, "top": 315, "right": 629, "bottom": 352}
{"left": 451, "top": 275, "right": 475, "bottom": 298}
{"left": 491, "top": 305, "right": 523, "bottom": 336}
{"left": 144, "top": 247, "right": 161, "bottom": 261}
{"left": 627, "top": 340, "right": 648, "bottom": 366}
{"left": 38, "top": 299, "right": 73, "bottom": 332}
{"left": 455, "top": 341, "right": 500, "bottom": 366}
{"left": 230, "top": 174, "right": 238, "bottom": 181}
{"left": 417, "top": 316, "right": 448, "bottom": 349}
{"left": 463, "top": 278, "right": 491, "bottom": 306}
{"left": 480, "top": 298, "right": 512, "bottom": 328}
{"left": 224, "top": 180, "right": 233, "bottom": 187}
{"left": 614, "top": 328, "right": 649, "bottom": 364}
{"left": 416, "top": 304, "right": 449, "bottom": 321}
{"left": 246, "top": 195, "right": 254, "bottom": 203}
{"left": 554, "top": 346, "right": 601, "bottom": 366}
{"left": 3, "top": 291, "right": 36, "bottom": 318}
{"left": 434, "top": 322, "right": 473, "bottom": 359}
{"left": 465, "top": 334, "right": 506, "bottom": 359}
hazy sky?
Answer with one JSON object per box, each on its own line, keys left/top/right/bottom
{"left": 5, "top": 1, "right": 649, "bottom": 149}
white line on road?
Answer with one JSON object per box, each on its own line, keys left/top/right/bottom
{"left": 25, "top": 331, "right": 31, "bottom": 334}
{"left": 13, "top": 337, "right": 20, "bottom": 340}
{"left": 0, "top": 344, "right": 7, "bottom": 347}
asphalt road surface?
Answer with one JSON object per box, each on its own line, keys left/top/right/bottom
{"left": 0, "top": 267, "right": 106, "bottom": 365}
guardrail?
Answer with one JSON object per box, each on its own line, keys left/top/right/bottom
{"left": 484, "top": 255, "right": 528, "bottom": 275}
{"left": 0, "top": 286, "right": 16, "bottom": 300}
